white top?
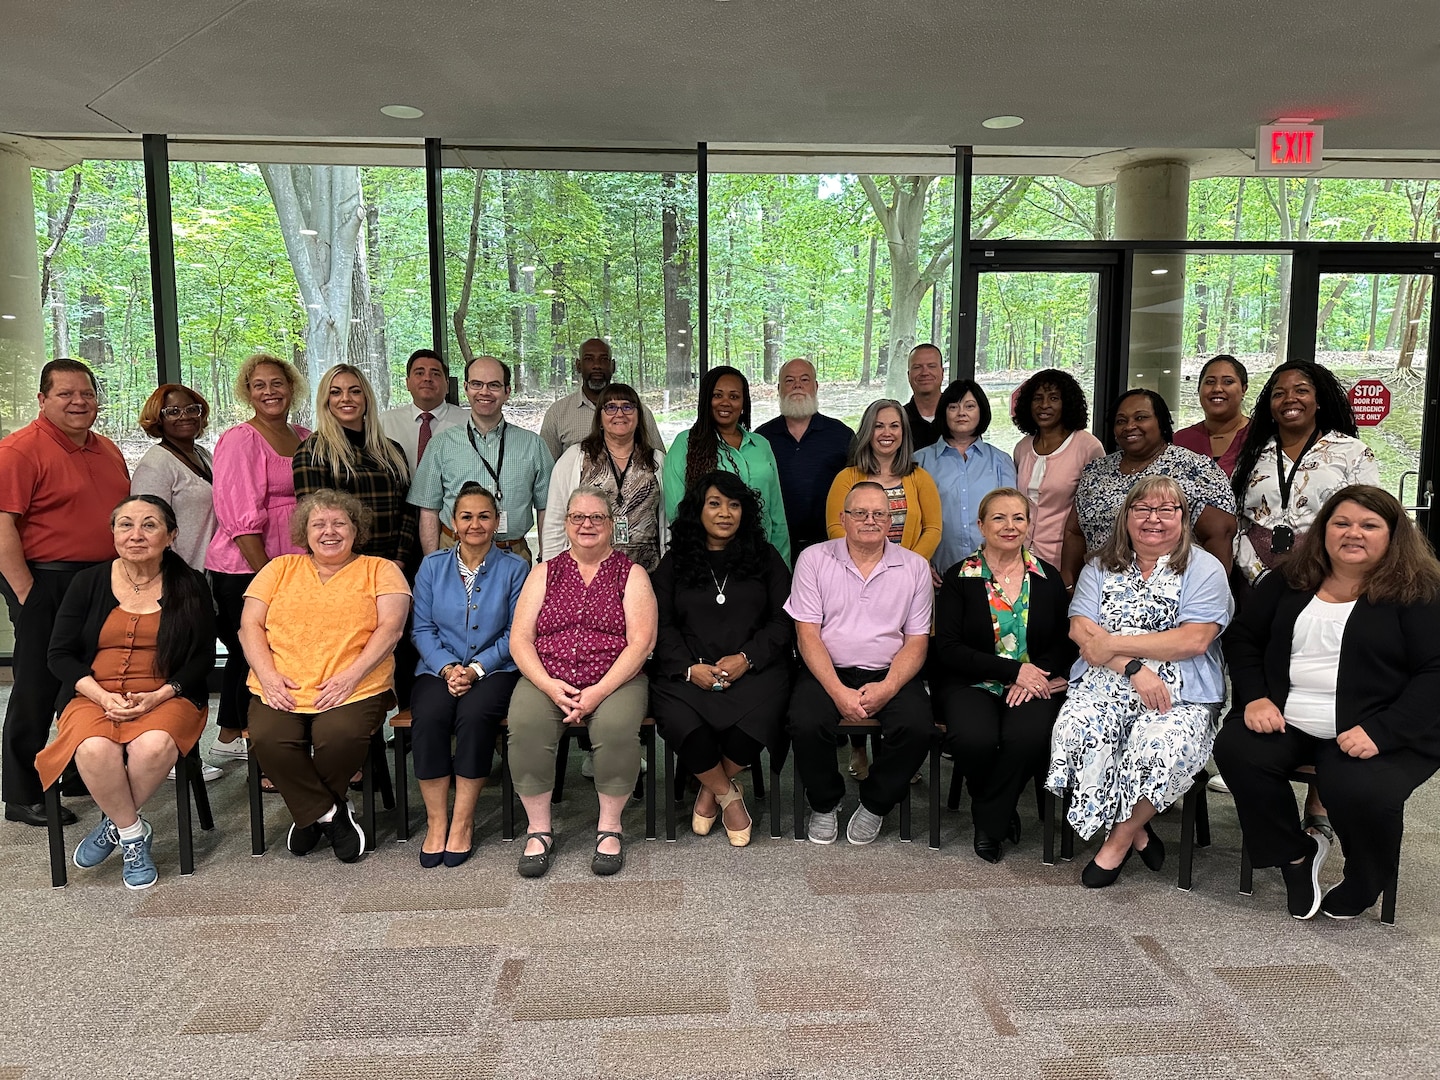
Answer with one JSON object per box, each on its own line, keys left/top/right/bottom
{"left": 1285, "top": 595, "right": 1356, "bottom": 739}
{"left": 130, "top": 444, "right": 216, "bottom": 572}
{"left": 378, "top": 399, "right": 466, "bottom": 472}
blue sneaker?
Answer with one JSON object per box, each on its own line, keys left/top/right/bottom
{"left": 74, "top": 815, "right": 119, "bottom": 869}
{"left": 120, "top": 831, "right": 158, "bottom": 891}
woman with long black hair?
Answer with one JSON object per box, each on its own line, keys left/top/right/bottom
{"left": 662, "top": 365, "right": 791, "bottom": 564}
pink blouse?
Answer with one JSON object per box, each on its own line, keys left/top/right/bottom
{"left": 1012, "top": 429, "right": 1106, "bottom": 565}
{"left": 534, "top": 549, "right": 633, "bottom": 688}
{"left": 1173, "top": 421, "right": 1249, "bottom": 478}
{"left": 204, "top": 421, "right": 312, "bottom": 575}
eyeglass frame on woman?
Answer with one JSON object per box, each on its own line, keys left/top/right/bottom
{"left": 601, "top": 402, "right": 637, "bottom": 415}
{"left": 159, "top": 403, "right": 205, "bottom": 419}
{"left": 1128, "top": 503, "right": 1182, "bottom": 520}
{"left": 565, "top": 512, "right": 612, "bottom": 526}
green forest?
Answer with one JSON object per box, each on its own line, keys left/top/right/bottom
{"left": 26, "top": 161, "right": 1438, "bottom": 494}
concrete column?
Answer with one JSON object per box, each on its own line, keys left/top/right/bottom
{"left": 1115, "top": 159, "right": 1189, "bottom": 406}
{"left": 0, "top": 144, "right": 45, "bottom": 439}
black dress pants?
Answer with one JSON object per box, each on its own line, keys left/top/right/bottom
{"left": 210, "top": 570, "right": 255, "bottom": 734}
{"left": 788, "top": 664, "right": 930, "bottom": 816}
{"left": 1214, "top": 714, "right": 1439, "bottom": 906}
{"left": 939, "top": 682, "right": 1061, "bottom": 838}
{"left": 1, "top": 566, "right": 87, "bottom": 805}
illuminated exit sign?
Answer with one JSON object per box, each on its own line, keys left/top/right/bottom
{"left": 1256, "top": 123, "right": 1324, "bottom": 173}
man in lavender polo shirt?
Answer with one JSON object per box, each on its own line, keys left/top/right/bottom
{"left": 784, "top": 481, "right": 933, "bottom": 845}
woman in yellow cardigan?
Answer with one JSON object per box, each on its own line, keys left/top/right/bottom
{"left": 824, "top": 398, "right": 943, "bottom": 780}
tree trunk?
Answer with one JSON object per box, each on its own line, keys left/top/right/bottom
{"left": 631, "top": 203, "right": 646, "bottom": 390}
{"left": 500, "top": 172, "right": 526, "bottom": 392}
{"left": 931, "top": 280, "right": 944, "bottom": 346}
{"left": 1218, "top": 177, "right": 1245, "bottom": 353}
{"left": 1195, "top": 277, "right": 1209, "bottom": 355}
{"left": 1385, "top": 276, "right": 1409, "bottom": 351}
{"left": 550, "top": 261, "right": 568, "bottom": 389}
{"left": 661, "top": 173, "right": 692, "bottom": 389}
{"left": 860, "top": 233, "right": 878, "bottom": 386}
{"left": 347, "top": 198, "right": 389, "bottom": 406}
{"left": 260, "top": 164, "right": 365, "bottom": 403}
{"left": 79, "top": 218, "right": 110, "bottom": 369}
{"left": 1397, "top": 277, "right": 1429, "bottom": 371}
{"left": 453, "top": 170, "right": 486, "bottom": 372}
{"left": 977, "top": 310, "right": 991, "bottom": 372}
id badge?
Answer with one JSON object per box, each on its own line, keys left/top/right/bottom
{"left": 497, "top": 509, "right": 509, "bottom": 535}
{"left": 612, "top": 515, "right": 631, "bottom": 545}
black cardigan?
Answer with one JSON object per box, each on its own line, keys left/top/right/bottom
{"left": 933, "top": 554, "right": 1078, "bottom": 688}
{"left": 47, "top": 560, "right": 217, "bottom": 711}
{"left": 1223, "top": 569, "right": 1440, "bottom": 760}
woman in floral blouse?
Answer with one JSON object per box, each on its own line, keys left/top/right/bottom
{"left": 933, "top": 488, "right": 1076, "bottom": 863}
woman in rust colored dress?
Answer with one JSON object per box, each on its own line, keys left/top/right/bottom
{"left": 39, "top": 495, "right": 215, "bottom": 891}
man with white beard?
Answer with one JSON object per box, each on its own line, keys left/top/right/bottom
{"left": 756, "top": 358, "right": 854, "bottom": 557}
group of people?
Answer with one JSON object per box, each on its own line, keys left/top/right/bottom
{"left": 0, "top": 343, "right": 1434, "bottom": 925}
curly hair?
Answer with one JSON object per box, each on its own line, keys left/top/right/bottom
{"left": 683, "top": 366, "right": 752, "bottom": 490}
{"left": 669, "top": 470, "right": 770, "bottom": 589}
{"left": 139, "top": 383, "right": 210, "bottom": 439}
{"left": 290, "top": 489, "right": 373, "bottom": 550}
{"left": 1282, "top": 485, "right": 1440, "bottom": 605}
{"left": 579, "top": 383, "right": 659, "bottom": 471}
{"left": 1012, "top": 368, "right": 1089, "bottom": 437}
{"left": 234, "top": 352, "right": 306, "bottom": 406}
{"left": 1103, "top": 388, "right": 1175, "bottom": 454}
{"left": 1229, "top": 360, "right": 1359, "bottom": 508}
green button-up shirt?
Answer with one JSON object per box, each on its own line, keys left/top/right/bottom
{"left": 662, "top": 427, "right": 791, "bottom": 565}
{"left": 407, "top": 417, "right": 554, "bottom": 541}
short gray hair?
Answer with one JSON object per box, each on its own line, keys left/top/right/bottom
{"left": 566, "top": 485, "right": 616, "bottom": 517}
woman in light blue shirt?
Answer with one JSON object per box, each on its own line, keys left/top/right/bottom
{"left": 410, "top": 482, "right": 527, "bottom": 868}
{"left": 916, "top": 380, "right": 1017, "bottom": 580}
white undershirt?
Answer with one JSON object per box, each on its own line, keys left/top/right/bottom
{"left": 1284, "top": 595, "right": 1356, "bottom": 739}
{"left": 1026, "top": 430, "right": 1076, "bottom": 506}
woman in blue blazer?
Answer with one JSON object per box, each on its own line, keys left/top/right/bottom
{"left": 410, "top": 482, "right": 527, "bottom": 867}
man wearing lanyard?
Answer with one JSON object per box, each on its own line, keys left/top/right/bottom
{"left": 408, "top": 356, "right": 554, "bottom": 565}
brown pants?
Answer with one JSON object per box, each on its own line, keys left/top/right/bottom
{"left": 248, "top": 692, "right": 393, "bottom": 827}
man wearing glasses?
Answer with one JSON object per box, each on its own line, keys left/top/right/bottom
{"left": 0, "top": 359, "right": 130, "bottom": 826}
{"left": 538, "top": 338, "right": 665, "bottom": 460}
{"left": 784, "top": 481, "right": 934, "bottom": 846}
{"left": 408, "top": 355, "right": 554, "bottom": 564}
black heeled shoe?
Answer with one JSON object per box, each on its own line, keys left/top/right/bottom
{"left": 419, "top": 849, "right": 444, "bottom": 869}
{"left": 1081, "top": 847, "right": 1133, "bottom": 888}
{"left": 1136, "top": 823, "right": 1165, "bottom": 872}
{"left": 1007, "top": 811, "right": 1022, "bottom": 845}
{"left": 442, "top": 847, "right": 473, "bottom": 868}
{"left": 973, "top": 830, "right": 1001, "bottom": 863}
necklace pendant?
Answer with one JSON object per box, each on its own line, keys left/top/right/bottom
{"left": 716, "top": 592, "right": 726, "bottom": 605}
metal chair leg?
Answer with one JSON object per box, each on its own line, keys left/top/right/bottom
{"left": 1239, "top": 843, "right": 1253, "bottom": 895}
{"left": 644, "top": 726, "right": 657, "bottom": 841}
{"left": 792, "top": 754, "right": 806, "bottom": 842}
{"left": 769, "top": 751, "right": 783, "bottom": 841}
{"left": 247, "top": 751, "right": 266, "bottom": 857}
{"left": 176, "top": 751, "right": 195, "bottom": 876}
{"left": 361, "top": 744, "right": 377, "bottom": 852}
{"left": 1042, "top": 787, "right": 1056, "bottom": 865}
{"left": 1178, "top": 786, "right": 1198, "bottom": 892}
{"left": 1381, "top": 875, "right": 1398, "bottom": 925}
{"left": 190, "top": 747, "right": 215, "bottom": 831}
{"left": 370, "top": 729, "right": 395, "bottom": 811}
{"left": 1060, "top": 789, "right": 1075, "bottom": 861}
{"left": 664, "top": 740, "right": 678, "bottom": 842}
{"left": 45, "top": 783, "right": 67, "bottom": 889}
{"left": 500, "top": 728, "right": 515, "bottom": 842}
{"left": 899, "top": 785, "right": 912, "bottom": 843}
{"left": 929, "top": 732, "right": 942, "bottom": 850}
{"left": 552, "top": 727, "right": 573, "bottom": 804}
{"left": 393, "top": 727, "right": 411, "bottom": 842}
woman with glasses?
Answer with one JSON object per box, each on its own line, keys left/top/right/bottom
{"left": 1046, "top": 476, "right": 1232, "bottom": 888}
{"left": 543, "top": 383, "right": 667, "bottom": 572}
{"left": 663, "top": 365, "right": 791, "bottom": 565}
{"left": 506, "top": 488, "right": 658, "bottom": 878}
{"left": 131, "top": 384, "right": 216, "bottom": 574}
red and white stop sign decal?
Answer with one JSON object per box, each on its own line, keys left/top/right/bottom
{"left": 1348, "top": 378, "right": 1391, "bottom": 426}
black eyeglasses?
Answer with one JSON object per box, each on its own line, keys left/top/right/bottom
{"left": 566, "top": 512, "right": 612, "bottom": 526}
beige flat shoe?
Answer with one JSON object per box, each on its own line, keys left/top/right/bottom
{"left": 716, "top": 779, "right": 751, "bottom": 848}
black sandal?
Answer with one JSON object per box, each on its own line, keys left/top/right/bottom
{"left": 517, "top": 830, "right": 555, "bottom": 879}
{"left": 592, "top": 829, "right": 624, "bottom": 876}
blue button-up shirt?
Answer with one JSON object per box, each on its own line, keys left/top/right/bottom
{"left": 915, "top": 437, "right": 1017, "bottom": 575}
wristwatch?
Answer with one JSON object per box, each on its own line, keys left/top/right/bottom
{"left": 168, "top": 679, "right": 184, "bottom": 698}
{"left": 1123, "top": 659, "right": 1144, "bottom": 678}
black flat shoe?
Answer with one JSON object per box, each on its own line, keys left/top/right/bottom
{"left": 1081, "top": 847, "right": 1133, "bottom": 888}
{"left": 592, "top": 830, "right": 624, "bottom": 876}
{"left": 973, "top": 830, "right": 1001, "bottom": 864}
{"left": 6, "top": 801, "right": 76, "bottom": 827}
{"left": 1007, "top": 811, "right": 1022, "bottom": 845}
{"left": 518, "top": 831, "right": 555, "bottom": 879}
{"left": 419, "top": 849, "right": 444, "bottom": 868}
{"left": 442, "top": 847, "right": 473, "bottom": 868}
{"left": 1136, "top": 823, "right": 1165, "bottom": 872}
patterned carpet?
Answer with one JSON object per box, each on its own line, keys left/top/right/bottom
{"left": 1, "top": 688, "right": 1436, "bottom": 1080}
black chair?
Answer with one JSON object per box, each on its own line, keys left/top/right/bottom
{"left": 44, "top": 743, "right": 215, "bottom": 889}
{"left": 790, "top": 718, "right": 919, "bottom": 843}
{"left": 1236, "top": 766, "right": 1398, "bottom": 925}
{"left": 246, "top": 728, "right": 395, "bottom": 856}
{"left": 943, "top": 763, "right": 1048, "bottom": 853}
{"left": 504, "top": 718, "right": 658, "bottom": 842}
{"left": 1042, "top": 769, "right": 1211, "bottom": 890}
{"left": 389, "top": 709, "right": 414, "bottom": 842}
{"left": 661, "top": 735, "right": 785, "bottom": 842}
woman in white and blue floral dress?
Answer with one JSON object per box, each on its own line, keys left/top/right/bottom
{"left": 1047, "top": 475, "right": 1233, "bottom": 889}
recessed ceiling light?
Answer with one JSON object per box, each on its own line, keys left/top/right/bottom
{"left": 380, "top": 104, "right": 424, "bottom": 119}
{"left": 1150, "top": 268, "right": 1169, "bottom": 275}
{"left": 981, "top": 115, "right": 1024, "bottom": 130}
{"left": 0, "top": 314, "right": 15, "bottom": 320}
{"left": 299, "top": 229, "right": 319, "bottom": 236}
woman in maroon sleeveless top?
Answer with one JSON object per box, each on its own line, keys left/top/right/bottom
{"left": 507, "top": 488, "right": 658, "bottom": 878}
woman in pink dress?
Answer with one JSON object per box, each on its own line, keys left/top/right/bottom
{"left": 203, "top": 353, "right": 311, "bottom": 759}
{"left": 1010, "top": 369, "right": 1105, "bottom": 565}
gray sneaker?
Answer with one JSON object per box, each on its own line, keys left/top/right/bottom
{"left": 807, "top": 807, "right": 839, "bottom": 845}
{"left": 846, "top": 804, "right": 884, "bottom": 846}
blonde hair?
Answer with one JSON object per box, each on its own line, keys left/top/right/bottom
{"left": 1092, "top": 475, "right": 1195, "bottom": 574}
{"left": 234, "top": 352, "right": 306, "bottom": 406}
{"left": 977, "top": 486, "right": 1031, "bottom": 523}
{"left": 307, "top": 364, "right": 410, "bottom": 485}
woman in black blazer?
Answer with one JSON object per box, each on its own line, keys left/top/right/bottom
{"left": 1216, "top": 485, "right": 1440, "bottom": 921}
{"left": 933, "top": 487, "right": 1077, "bottom": 862}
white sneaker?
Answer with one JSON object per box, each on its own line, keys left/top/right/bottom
{"left": 1206, "top": 773, "right": 1231, "bottom": 794}
{"left": 169, "top": 762, "right": 225, "bottom": 783}
{"left": 209, "top": 738, "right": 249, "bottom": 762}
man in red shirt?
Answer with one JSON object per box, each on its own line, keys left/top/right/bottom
{"left": 0, "top": 359, "right": 131, "bottom": 825}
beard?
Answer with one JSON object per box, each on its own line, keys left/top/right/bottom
{"left": 585, "top": 373, "right": 612, "bottom": 392}
{"left": 779, "top": 392, "right": 818, "bottom": 421}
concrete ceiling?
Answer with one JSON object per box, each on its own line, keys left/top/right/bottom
{"left": 5, "top": 0, "right": 1440, "bottom": 173}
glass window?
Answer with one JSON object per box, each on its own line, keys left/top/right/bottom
{"left": 169, "top": 158, "right": 431, "bottom": 429}
{"left": 441, "top": 166, "right": 698, "bottom": 445}
{"left": 708, "top": 172, "right": 955, "bottom": 431}
{"left": 1189, "top": 177, "right": 1440, "bottom": 243}
{"left": 970, "top": 175, "right": 1113, "bottom": 241}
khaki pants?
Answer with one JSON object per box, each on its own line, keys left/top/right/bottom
{"left": 507, "top": 675, "right": 647, "bottom": 798}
